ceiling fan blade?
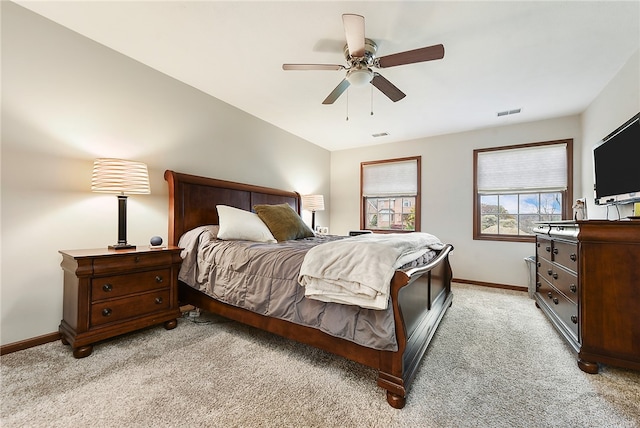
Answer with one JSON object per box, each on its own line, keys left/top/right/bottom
{"left": 342, "top": 14, "right": 365, "bottom": 57}
{"left": 377, "top": 44, "right": 445, "bottom": 68}
{"left": 283, "top": 64, "right": 345, "bottom": 71}
{"left": 371, "top": 73, "right": 406, "bottom": 102}
{"left": 322, "top": 79, "right": 351, "bottom": 104}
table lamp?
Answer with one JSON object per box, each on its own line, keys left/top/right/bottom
{"left": 91, "top": 158, "right": 150, "bottom": 250}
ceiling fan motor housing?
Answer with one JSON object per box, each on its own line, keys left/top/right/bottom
{"left": 344, "top": 38, "right": 377, "bottom": 86}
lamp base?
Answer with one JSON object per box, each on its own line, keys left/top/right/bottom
{"left": 109, "top": 243, "right": 136, "bottom": 250}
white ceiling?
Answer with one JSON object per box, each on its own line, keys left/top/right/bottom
{"left": 15, "top": 1, "right": 640, "bottom": 151}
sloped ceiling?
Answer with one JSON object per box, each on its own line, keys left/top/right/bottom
{"left": 15, "top": 1, "right": 640, "bottom": 151}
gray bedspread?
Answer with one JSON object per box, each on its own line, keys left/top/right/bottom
{"left": 178, "top": 226, "right": 435, "bottom": 351}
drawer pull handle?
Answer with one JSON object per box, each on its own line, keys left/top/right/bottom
{"left": 547, "top": 269, "right": 553, "bottom": 276}
{"left": 134, "top": 256, "right": 140, "bottom": 263}
{"left": 570, "top": 254, "right": 577, "bottom": 262}
{"left": 155, "top": 297, "right": 163, "bottom": 305}
{"left": 545, "top": 246, "right": 551, "bottom": 253}
{"left": 536, "top": 282, "right": 541, "bottom": 289}
{"left": 102, "top": 284, "right": 113, "bottom": 292}
{"left": 102, "top": 308, "right": 112, "bottom": 317}
{"left": 553, "top": 298, "right": 559, "bottom": 305}
{"left": 553, "top": 248, "right": 559, "bottom": 255}
{"left": 155, "top": 276, "right": 163, "bottom": 283}
{"left": 552, "top": 273, "right": 558, "bottom": 280}
{"left": 547, "top": 292, "right": 553, "bottom": 298}
{"left": 570, "top": 284, "right": 577, "bottom": 293}
{"left": 536, "top": 262, "right": 541, "bottom": 268}
{"left": 571, "top": 315, "right": 578, "bottom": 324}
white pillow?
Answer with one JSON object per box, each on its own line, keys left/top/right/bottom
{"left": 216, "top": 205, "right": 277, "bottom": 243}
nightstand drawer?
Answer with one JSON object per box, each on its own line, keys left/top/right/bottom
{"left": 92, "top": 252, "right": 174, "bottom": 275}
{"left": 90, "top": 290, "right": 171, "bottom": 327}
{"left": 92, "top": 269, "right": 170, "bottom": 300}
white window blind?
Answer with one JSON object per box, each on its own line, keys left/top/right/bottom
{"left": 363, "top": 159, "right": 418, "bottom": 197}
{"left": 477, "top": 144, "right": 567, "bottom": 194}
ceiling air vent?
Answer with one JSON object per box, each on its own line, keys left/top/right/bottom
{"left": 372, "top": 132, "right": 389, "bottom": 138}
{"left": 497, "top": 108, "right": 522, "bottom": 117}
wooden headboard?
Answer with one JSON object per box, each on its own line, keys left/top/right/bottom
{"left": 164, "top": 170, "right": 302, "bottom": 246}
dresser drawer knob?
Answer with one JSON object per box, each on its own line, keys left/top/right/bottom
{"left": 102, "top": 284, "right": 113, "bottom": 292}
{"left": 570, "top": 253, "right": 577, "bottom": 262}
{"left": 102, "top": 308, "right": 112, "bottom": 317}
{"left": 552, "top": 273, "right": 558, "bottom": 280}
{"left": 547, "top": 292, "right": 553, "bottom": 298}
{"left": 545, "top": 246, "right": 551, "bottom": 253}
{"left": 536, "top": 262, "right": 541, "bottom": 268}
{"left": 553, "top": 297, "right": 559, "bottom": 305}
{"left": 553, "top": 248, "right": 559, "bottom": 255}
{"left": 571, "top": 315, "right": 578, "bottom": 324}
{"left": 134, "top": 256, "right": 140, "bottom": 263}
{"left": 155, "top": 276, "right": 163, "bottom": 283}
{"left": 536, "top": 282, "right": 541, "bottom": 289}
{"left": 155, "top": 297, "right": 163, "bottom": 305}
{"left": 570, "top": 284, "right": 577, "bottom": 293}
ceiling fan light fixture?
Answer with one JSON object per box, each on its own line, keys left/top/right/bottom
{"left": 346, "top": 67, "right": 373, "bottom": 86}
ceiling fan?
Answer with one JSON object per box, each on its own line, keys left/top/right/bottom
{"left": 283, "top": 14, "right": 445, "bottom": 105}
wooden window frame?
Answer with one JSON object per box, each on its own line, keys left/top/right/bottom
{"left": 473, "top": 139, "right": 573, "bottom": 243}
{"left": 360, "top": 156, "right": 421, "bottom": 233}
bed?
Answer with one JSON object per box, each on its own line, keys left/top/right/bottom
{"left": 165, "top": 170, "right": 454, "bottom": 409}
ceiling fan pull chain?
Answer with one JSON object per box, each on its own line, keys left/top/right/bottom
{"left": 370, "top": 85, "right": 374, "bottom": 116}
{"left": 346, "top": 89, "right": 349, "bottom": 121}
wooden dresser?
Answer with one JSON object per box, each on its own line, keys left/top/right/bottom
{"left": 59, "top": 246, "right": 182, "bottom": 358}
{"left": 533, "top": 220, "right": 640, "bottom": 373}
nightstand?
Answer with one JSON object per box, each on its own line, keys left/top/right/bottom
{"left": 58, "top": 246, "right": 182, "bottom": 358}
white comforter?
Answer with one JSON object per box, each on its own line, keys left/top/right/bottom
{"left": 298, "top": 232, "right": 444, "bottom": 310}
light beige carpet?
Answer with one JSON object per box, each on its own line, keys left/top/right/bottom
{"left": 2, "top": 283, "right": 639, "bottom": 427}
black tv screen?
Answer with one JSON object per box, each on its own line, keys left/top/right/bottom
{"left": 593, "top": 113, "right": 640, "bottom": 205}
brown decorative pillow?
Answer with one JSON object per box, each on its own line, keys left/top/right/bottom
{"left": 253, "top": 203, "right": 315, "bottom": 242}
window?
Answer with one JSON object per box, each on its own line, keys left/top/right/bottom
{"left": 361, "top": 156, "right": 421, "bottom": 232}
{"left": 474, "top": 140, "right": 573, "bottom": 242}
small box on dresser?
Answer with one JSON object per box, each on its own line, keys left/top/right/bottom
{"left": 533, "top": 220, "right": 640, "bottom": 374}
{"left": 58, "top": 246, "right": 183, "bottom": 358}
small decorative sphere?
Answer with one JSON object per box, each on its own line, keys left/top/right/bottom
{"left": 150, "top": 236, "right": 163, "bottom": 246}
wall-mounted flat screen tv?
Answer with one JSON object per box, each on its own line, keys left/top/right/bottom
{"left": 593, "top": 113, "right": 640, "bottom": 205}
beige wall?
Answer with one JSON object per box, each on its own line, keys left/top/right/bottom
{"left": 1, "top": 3, "right": 330, "bottom": 345}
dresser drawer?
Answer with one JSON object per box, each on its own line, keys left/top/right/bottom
{"left": 92, "top": 252, "right": 174, "bottom": 275}
{"left": 537, "top": 279, "right": 578, "bottom": 340}
{"left": 538, "top": 258, "right": 578, "bottom": 304}
{"left": 536, "top": 237, "right": 552, "bottom": 263}
{"left": 552, "top": 240, "right": 578, "bottom": 273}
{"left": 91, "top": 269, "right": 170, "bottom": 301}
{"left": 90, "top": 290, "right": 171, "bottom": 327}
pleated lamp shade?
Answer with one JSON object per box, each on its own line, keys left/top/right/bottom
{"left": 301, "top": 194, "right": 325, "bottom": 212}
{"left": 91, "top": 158, "right": 150, "bottom": 194}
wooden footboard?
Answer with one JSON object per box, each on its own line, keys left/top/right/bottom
{"left": 165, "top": 170, "right": 454, "bottom": 408}
{"left": 378, "top": 244, "right": 454, "bottom": 408}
